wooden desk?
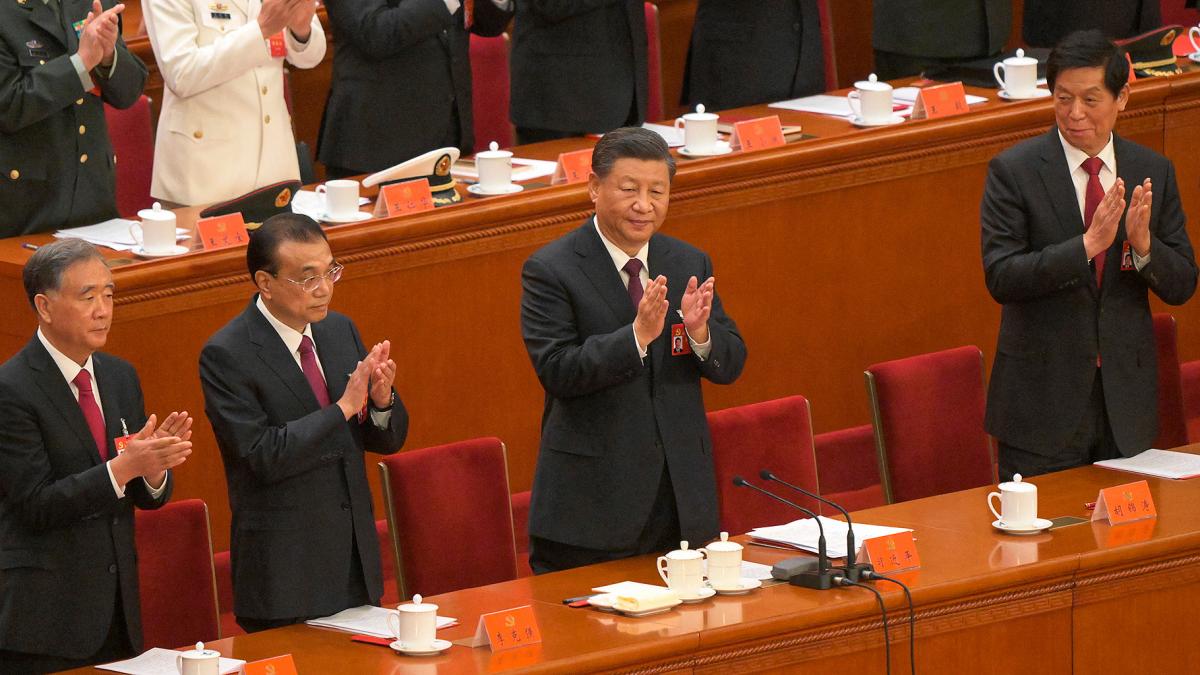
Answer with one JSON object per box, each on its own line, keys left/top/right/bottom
{"left": 61, "top": 450, "right": 1200, "bottom": 673}
{"left": 4, "top": 70, "right": 1200, "bottom": 551}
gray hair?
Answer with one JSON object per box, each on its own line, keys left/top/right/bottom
{"left": 591, "top": 126, "right": 677, "bottom": 181}
{"left": 22, "top": 239, "right": 108, "bottom": 308}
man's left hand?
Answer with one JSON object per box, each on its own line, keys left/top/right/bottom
{"left": 368, "top": 340, "right": 396, "bottom": 409}
{"left": 680, "top": 275, "right": 714, "bottom": 344}
{"left": 286, "top": 0, "right": 316, "bottom": 42}
{"left": 1126, "top": 177, "right": 1153, "bottom": 257}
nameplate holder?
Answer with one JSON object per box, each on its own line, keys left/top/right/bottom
{"left": 374, "top": 178, "right": 435, "bottom": 218}
{"left": 856, "top": 531, "right": 921, "bottom": 573}
{"left": 196, "top": 213, "right": 249, "bottom": 251}
{"left": 1091, "top": 479, "right": 1157, "bottom": 525}
{"left": 455, "top": 605, "right": 541, "bottom": 651}
{"left": 552, "top": 148, "right": 593, "bottom": 185}
{"left": 244, "top": 654, "right": 297, "bottom": 675}
{"left": 910, "top": 82, "right": 969, "bottom": 120}
{"left": 729, "top": 115, "right": 786, "bottom": 152}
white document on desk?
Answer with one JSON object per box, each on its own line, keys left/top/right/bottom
{"left": 641, "top": 122, "right": 685, "bottom": 147}
{"left": 749, "top": 516, "right": 911, "bottom": 558}
{"left": 290, "top": 190, "right": 371, "bottom": 220}
{"left": 306, "top": 604, "right": 456, "bottom": 639}
{"left": 1094, "top": 449, "right": 1200, "bottom": 479}
{"left": 97, "top": 648, "right": 244, "bottom": 675}
{"left": 769, "top": 94, "right": 857, "bottom": 119}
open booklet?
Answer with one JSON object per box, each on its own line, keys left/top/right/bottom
{"left": 1094, "top": 449, "right": 1200, "bottom": 480}
{"left": 748, "top": 516, "right": 911, "bottom": 559}
{"left": 97, "top": 648, "right": 244, "bottom": 675}
{"left": 305, "top": 604, "right": 456, "bottom": 639}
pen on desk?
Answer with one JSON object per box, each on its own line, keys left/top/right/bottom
{"left": 1085, "top": 501, "right": 1097, "bottom": 510}
{"left": 562, "top": 594, "right": 596, "bottom": 605}
{"left": 21, "top": 243, "right": 38, "bottom": 251}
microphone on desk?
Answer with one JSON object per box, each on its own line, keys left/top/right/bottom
{"left": 760, "top": 469, "right": 875, "bottom": 582}
{"left": 732, "top": 476, "right": 837, "bottom": 590}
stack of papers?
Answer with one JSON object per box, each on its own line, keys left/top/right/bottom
{"left": 641, "top": 122, "right": 685, "bottom": 147}
{"left": 451, "top": 157, "right": 558, "bottom": 182}
{"left": 305, "top": 604, "right": 456, "bottom": 639}
{"left": 54, "top": 219, "right": 189, "bottom": 252}
{"left": 98, "top": 648, "right": 244, "bottom": 674}
{"left": 768, "top": 87, "right": 987, "bottom": 121}
{"left": 748, "top": 516, "right": 911, "bottom": 558}
{"left": 1095, "top": 449, "right": 1200, "bottom": 479}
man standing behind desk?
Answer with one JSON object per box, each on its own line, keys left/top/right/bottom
{"left": 318, "top": 0, "right": 513, "bottom": 178}
{"left": 0, "top": 239, "right": 192, "bottom": 672}
{"left": 200, "top": 214, "right": 408, "bottom": 632}
{"left": 520, "top": 127, "right": 747, "bottom": 573}
{"left": 0, "top": 0, "right": 147, "bottom": 236}
{"left": 981, "top": 31, "right": 1197, "bottom": 479}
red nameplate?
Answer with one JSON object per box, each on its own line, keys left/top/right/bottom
{"left": 857, "top": 531, "right": 920, "bottom": 573}
{"left": 670, "top": 323, "right": 691, "bottom": 356}
{"left": 113, "top": 434, "right": 136, "bottom": 456}
{"left": 461, "top": 605, "right": 541, "bottom": 652}
{"left": 196, "top": 213, "right": 249, "bottom": 251}
{"left": 374, "top": 178, "right": 435, "bottom": 217}
{"left": 911, "top": 82, "right": 969, "bottom": 120}
{"left": 244, "top": 654, "right": 297, "bottom": 675}
{"left": 269, "top": 32, "right": 287, "bottom": 58}
{"left": 1121, "top": 241, "right": 1135, "bottom": 271}
{"left": 1125, "top": 53, "right": 1137, "bottom": 84}
{"left": 1091, "top": 479, "right": 1157, "bottom": 525}
{"left": 552, "top": 148, "right": 593, "bottom": 184}
{"left": 730, "top": 115, "right": 785, "bottom": 152}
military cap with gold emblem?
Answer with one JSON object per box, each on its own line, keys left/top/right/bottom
{"left": 198, "top": 179, "right": 302, "bottom": 228}
{"left": 1118, "top": 25, "right": 1185, "bottom": 78}
{"left": 362, "top": 147, "right": 461, "bottom": 206}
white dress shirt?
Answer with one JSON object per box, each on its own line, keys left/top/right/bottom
{"left": 592, "top": 217, "right": 712, "bottom": 361}
{"left": 1058, "top": 131, "right": 1149, "bottom": 269}
{"left": 36, "top": 329, "right": 168, "bottom": 499}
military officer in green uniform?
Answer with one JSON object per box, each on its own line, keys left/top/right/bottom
{"left": 0, "top": 0, "right": 147, "bottom": 237}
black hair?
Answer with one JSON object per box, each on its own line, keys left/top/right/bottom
{"left": 22, "top": 238, "right": 107, "bottom": 308}
{"left": 246, "top": 213, "right": 329, "bottom": 281}
{"left": 1046, "top": 30, "right": 1129, "bottom": 100}
{"left": 591, "top": 126, "right": 677, "bottom": 180}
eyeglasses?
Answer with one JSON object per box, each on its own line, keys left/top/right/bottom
{"left": 277, "top": 263, "right": 344, "bottom": 293}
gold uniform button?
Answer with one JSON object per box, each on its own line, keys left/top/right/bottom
{"left": 9, "top": 170, "right": 19, "bottom": 180}
{"left": 264, "top": 115, "right": 271, "bottom": 124}
{"left": 78, "top": 125, "right": 86, "bottom": 135}
{"left": 193, "top": 130, "right": 203, "bottom": 139}
{"left": 39, "top": 60, "right": 45, "bottom": 65}
{"left": 261, "top": 86, "right": 268, "bottom": 95}
{"left": 80, "top": 154, "right": 88, "bottom": 164}
{"left": 76, "top": 98, "right": 83, "bottom": 105}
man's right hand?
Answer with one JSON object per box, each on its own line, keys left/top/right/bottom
{"left": 258, "top": 0, "right": 293, "bottom": 39}
{"left": 1084, "top": 177, "right": 1125, "bottom": 260}
{"left": 633, "top": 275, "right": 669, "bottom": 351}
{"left": 77, "top": 2, "right": 124, "bottom": 71}
{"left": 110, "top": 415, "right": 192, "bottom": 486}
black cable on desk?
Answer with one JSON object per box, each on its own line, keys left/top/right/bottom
{"left": 842, "top": 579, "right": 890, "bottom": 675}
{"left": 869, "top": 572, "right": 915, "bottom": 675}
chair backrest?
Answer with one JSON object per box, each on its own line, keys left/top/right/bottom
{"left": 1153, "top": 313, "right": 1189, "bottom": 448}
{"left": 816, "top": 0, "right": 837, "bottom": 90}
{"left": 470, "top": 34, "right": 514, "bottom": 151}
{"left": 708, "top": 395, "right": 823, "bottom": 536}
{"left": 135, "top": 499, "right": 220, "bottom": 648}
{"left": 375, "top": 519, "right": 400, "bottom": 607}
{"left": 813, "top": 424, "right": 885, "bottom": 512}
{"left": 643, "top": 2, "right": 664, "bottom": 121}
{"left": 103, "top": 95, "right": 154, "bottom": 217}
{"left": 1161, "top": 1, "right": 1200, "bottom": 28}
{"left": 865, "top": 346, "right": 995, "bottom": 503}
{"left": 510, "top": 490, "right": 533, "bottom": 578}
{"left": 378, "top": 437, "right": 518, "bottom": 599}
{"left": 1183, "top": 360, "right": 1200, "bottom": 444}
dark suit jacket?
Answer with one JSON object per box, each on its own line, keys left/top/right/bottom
{"left": 873, "top": 0, "right": 1011, "bottom": 59}
{"left": 199, "top": 299, "right": 408, "bottom": 620}
{"left": 981, "top": 130, "right": 1197, "bottom": 456}
{"left": 0, "top": 337, "right": 170, "bottom": 659}
{"left": 681, "top": 0, "right": 825, "bottom": 110}
{"left": 0, "top": 0, "right": 147, "bottom": 236}
{"left": 1023, "top": 0, "right": 1160, "bottom": 48}
{"left": 317, "top": 0, "right": 511, "bottom": 173}
{"left": 510, "top": 0, "right": 646, "bottom": 133}
{"left": 520, "top": 221, "right": 747, "bottom": 550}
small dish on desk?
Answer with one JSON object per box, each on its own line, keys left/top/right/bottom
{"left": 850, "top": 115, "right": 905, "bottom": 128}
{"left": 467, "top": 183, "right": 524, "bottom": 196}
{"left": 1189, "top": 52, "right": 1200, "bottom": 64}
{"left": 677, "top": 141, "right": 733, "bottom": 158}
{"left": 992, "top": 518, "right": 1053, "bottom": 535}
{"left": 712, "top": 578, "right": 763, "bottom": 595}
{"left": 390, "top": 638, "right": 452, "bottom": 656}
{"left": 131, "top": 244, "right": 189, "bottom": 258}
{"left": 997, "top": 88, "right": 1051, "bottom": 101}
{"left": 677, "top": 587, "right": 717, "bottom": 604}
{"left": 319, "top": 210, "right": 372, "bottom": 224}
{"left": 588, "top": 592, "right": 681, "bottom": 617}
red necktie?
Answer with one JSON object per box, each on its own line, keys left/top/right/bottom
{"left": 623, "top": 258, "right": 644, "bottom": 309}
{"left": 298, "top": 336, "right": 331, "bottom": 408}
{"left": 73, "top": 370, "right": 109, "bottom": 461}
{"left": 1081, "top": 156, "right": 1107, "bottom": 288}
{"left": 463, "top": 0, "right": 474, "bottom": 29}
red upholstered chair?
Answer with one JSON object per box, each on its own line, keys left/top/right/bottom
{"left": 1183, "top": 360, "right": 1200, "bottom": 444}
{"left": 103, "top": 95, "right": 154, "bottom": 217}
{"left": 814, "top": 424, "right": 885, "bottom": 512}
{"left": 1161, "top": 1, "right": 1200, "bottom": 29}
{"left": 865, "top": 346, "right": 996, "bottom": 503}
{"left": 376, "top": 519, "right": 401, "bottom": 607}
{"left": 135, "top": 499, "right": 220, "bottom": 648}
{"left": 212, "top": 550, "right": 242, "bottom": 638}
{"left": 1153, "top": 313, "right": 1189, "bottom": 449}
{"left": 816, "top": 0, "right": 837, "bottom": 89}
{"left": 708, "top": 395, "right": 823, "bottom": 536}
{"left": 643, "top": 2, "right": 664, "bottom": 121}
{"left": 378, "top": 437, "right": 518, "bottom": 599}
{"left": 470, "top": 33, "right": 513, "bottom": 151}
{"left": 510, "top": 490, "right": 533, "bottom": 577}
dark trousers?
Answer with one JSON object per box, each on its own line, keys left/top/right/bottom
{"left": 998, "top": 369, "right": 1122, "bottom": 479}
{"left": 529, "top": 460, "right": 681, "bottom": 574}
{"left": 0, "top": 590, "right": 132, "bottom": 673}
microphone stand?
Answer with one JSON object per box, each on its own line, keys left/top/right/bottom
{"left": 761, "top": 469, "right": 875, "bottom": 582}
{"left": 733, "top": 476, "right": 837, "bottom": 590}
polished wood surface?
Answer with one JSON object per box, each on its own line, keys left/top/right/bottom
{"left": 61, "top": 448, "right": 1200, "bottom": 672}
{"left": 4, "top": 65, "right": 1200, "bottom": 551}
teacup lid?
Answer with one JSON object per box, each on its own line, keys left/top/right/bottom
{"left": 180, "top": 641, "right": 219, "bottom": 658}
{"left": 1000, "top": 473, "right": 1036, "bottom": 491}
{"left": 684, "top": 103, "right": 719, "bottom": 120}
{"left": 476, "top": 140, "right": 511, "bottom": 159}
{"left": 666, "top": 540, "right": 704, "bottom": 559}
{"left": 705, "top": 531, "right": 742, "bottom": 552}
{"left": 854, "top": 73, "right": 892, "bottom": 92}
{"left": 138, "top": 201, "right": 174, "bottom": 221}
{"left": 400, "top": 593, "right": 438, "bottom": 611}
{"left": 1004, "top": 48, "right": 1038, "bottom": 66}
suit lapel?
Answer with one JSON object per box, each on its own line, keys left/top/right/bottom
{"left": 311, "top": 319, "right": 351, "bottom": 405}
{"left": 646, "top": 234, "right": 676, "bottom": 369}
{"left": 574, "top": 221, "right": 638, "bottom": 326}
{"left": 244, "top": 299, "right": 323, "bottom": 412}
{"left": 60, "top": 0, "right": 90, "bottom": 51}
{"left": 1039, "top": 129, "right": 1086, "bottom": 243}
{"left": 23, "top": 337, "right": 103, "bottom": 465}
{"left": 1103, "top": 134, "right": 1142, "bottom": 294}
{"left": 26, "top": 1, "right": 67, "bottom": 48}
{"left": 94, "top": 354, "right": 128, "bottom": 456}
